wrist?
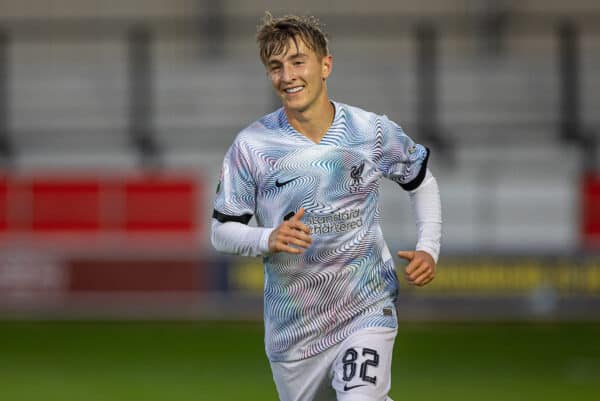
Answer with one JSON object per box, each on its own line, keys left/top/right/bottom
{"left": 259, "top": 227, "right": 276, "bottom": 255}
{"left": 416, "top": 245, "right": 439, "bottom": 264}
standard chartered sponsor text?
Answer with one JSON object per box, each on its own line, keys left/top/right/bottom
{"left": 305, "top": 209, "right": 363, "bottom": 235}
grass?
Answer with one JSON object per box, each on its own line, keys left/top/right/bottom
{"left": 0, "top": 321, "right": 598, "bottom": 401}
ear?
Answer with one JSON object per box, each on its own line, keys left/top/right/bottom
{"left": 321, "top": 55, "right": 333, "bottom": 80}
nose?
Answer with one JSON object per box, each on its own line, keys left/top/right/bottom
{"left": 281, "top": 64, "right": 296, "bottom": 83}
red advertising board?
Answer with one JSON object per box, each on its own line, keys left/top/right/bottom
{"left": 31, "top": 179, "right": 102, "bottom": 231}
{"left": 0, "top": 172, "right": 203, "bottom": 242}
{"left": 68, "top": 259, "right": 208, "bottom": 292}
{"left": 583, "top": 173, "right": 600, "bottom": 248}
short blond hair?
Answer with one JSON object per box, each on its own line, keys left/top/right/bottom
{"left": 256, "top": 12, "right": 329, "bottom": 65}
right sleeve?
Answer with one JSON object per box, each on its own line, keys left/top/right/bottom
{"left": 211, "top": 219, "right": 273, "bottom": 257}
{"left": 212, "top": 139, "right": 257, "bottom": 224}
{"left": 211, "top": 139, "right": 274, "bottom": 256}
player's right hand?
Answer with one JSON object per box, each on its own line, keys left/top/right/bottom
{"left": 268, "top": 208, "right": 312, "bottom": 254}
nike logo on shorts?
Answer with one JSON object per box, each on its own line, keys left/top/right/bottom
{"left": 343, "top": 384, "right": 366, "bottom": 391}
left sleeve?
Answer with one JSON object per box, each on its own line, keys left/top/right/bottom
{"left": 408, "top": 169, "right": 442, "bottom": 263}
{"left": 376, "top": 116, "right": 429, "bottom": 191}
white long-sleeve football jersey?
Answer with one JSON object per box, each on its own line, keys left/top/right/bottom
{"left": 213, "top": 101, "right": 432, "bottom": 362}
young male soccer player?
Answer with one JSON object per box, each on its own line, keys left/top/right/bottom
{"left": 211, "top": 13, "right": 442, "bottom": 401}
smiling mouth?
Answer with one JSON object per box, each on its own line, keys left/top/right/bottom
{"left": 284, "top": 86, "right": 304, "bottom": 94}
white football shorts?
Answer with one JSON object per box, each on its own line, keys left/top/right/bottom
{"left": 270, "top": 326, "right": 396, "bottom": 401}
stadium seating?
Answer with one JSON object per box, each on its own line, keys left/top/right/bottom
{"left": 2, "top": 1, "right": 599, "bottom": 254}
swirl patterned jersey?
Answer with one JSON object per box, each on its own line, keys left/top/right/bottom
{"left": 213, "top": 101, "right": 429, "bottom": 362}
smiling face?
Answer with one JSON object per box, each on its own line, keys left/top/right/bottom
{"left": 266, "top": 37, "right": 332, "bottom": 115}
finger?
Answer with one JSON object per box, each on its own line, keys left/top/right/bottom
{"left": 283, "top": 225, "right": 312, "bottom": 242}
{"left": 397, "top": 251, "right": 415, "bottom": 261}
{"left": 283, "top": 234, "right": 311, "bottom": 249}
{"left": 289, "top": 231, "right": 312, "bottom": 244}
{"left": 289, "top": 220, "right": 311, "bottom": 234}
{"left": 407, "top": 262, "right": 431, "bottom": 281}
{"left": 291, "top": 207, "right": 305, "bottom": 221}
{"left": 404, "top": 258, "right": 422, "bottom": 275}
{"left": 414, "top": 273, "right": 434, "bottom": 286}
{"left": 274, "top": 236, "right": 305, "bottom": 252}
{"left": 404, "top": 271, "right": 419, "bottom": 286}
{"left": 279, "top": 226, "right": 311, "bottom": 244}
{"left": 276, "top": 243, "right": 304, "bottom": 254}
{"left": 404, "top": 271, "right": 416, "bottom": 284}
{"left": 289, "top": 209, "right": 310, "bottom": 233}
{"left": 405, "top": 270, "right": 430, "bottom": 286}
{"left": 293, "top": 232, "right": 312, "bottom": 246}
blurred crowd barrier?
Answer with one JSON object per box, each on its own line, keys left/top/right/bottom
{"left": 0, "top": 170, "right": 210, "bottom": 318}
{"left": 2, "top": 249, "right": 599, "bottom": 320}
{"left": 0, "top": 170, "right": 598, "bottom": 320}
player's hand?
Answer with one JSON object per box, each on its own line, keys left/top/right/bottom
{"left": 397, "top": 250, "right": 436, "bottom": 286}
{"left": 269, "top": 208, "right": 312, "bottom": 254}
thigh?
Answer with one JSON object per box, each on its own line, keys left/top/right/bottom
{"left": 270, "top": 347, "right": 338, "bottom": 401}
{"left": 331, "top": 327, "right": 397, "bottom": 401}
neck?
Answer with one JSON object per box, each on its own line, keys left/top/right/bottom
{"left": 285, "top": 95, "right": 334, "bottom": 144}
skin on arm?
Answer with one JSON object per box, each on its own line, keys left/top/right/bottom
{"left": 268, "top": 207, "right": 313, "bottom": 254}
{"left": 397, "top": 250, "right": 436, "bottom": 286}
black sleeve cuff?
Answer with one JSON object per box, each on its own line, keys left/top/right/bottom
{"left": 212, "top": 210, "right": 252, "bottom": 225}
{"left": 399, "top": 147, "right": 430, "bottom": 191}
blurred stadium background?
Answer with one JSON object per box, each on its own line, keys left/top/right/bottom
{"left": 0, "top": 1, "right": 599, "bottom": 400}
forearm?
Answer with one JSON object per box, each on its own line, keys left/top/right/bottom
{"left": 408, "top": 169, "right": 442, "bottom": 262}
{"left": 210, "top": 219, "right": 274, "bottom": 257}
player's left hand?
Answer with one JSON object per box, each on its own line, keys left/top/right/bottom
{"left": 396, "top": 250, "right": 436, "bottom": 286}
